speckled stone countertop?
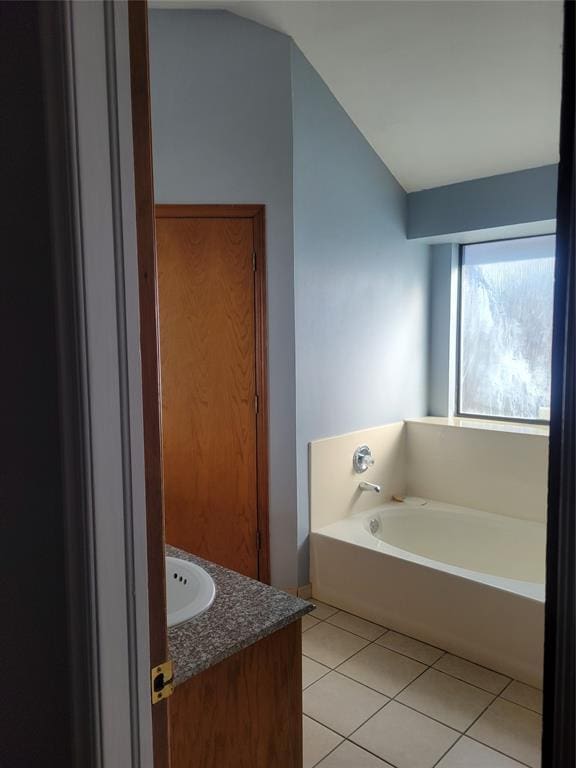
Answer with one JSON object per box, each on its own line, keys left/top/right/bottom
{"left": 167, "top": 545, "right": 313, "bottom": 686}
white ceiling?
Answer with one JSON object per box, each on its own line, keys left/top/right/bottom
{"left": 153, "top": 1, "right": 563, "bottom": 192}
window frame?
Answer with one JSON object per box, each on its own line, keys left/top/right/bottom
{"left": 455, "top": 234, "right": 555, "bottom": 426}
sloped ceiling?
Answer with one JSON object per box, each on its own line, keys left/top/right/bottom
{"left": 152, "top": 1, "right": 563, "bottom": 191}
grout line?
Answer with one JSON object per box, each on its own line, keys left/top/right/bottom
{"left": 324, "top": 619, "right": 389, "bottom": 643}
{"left": 315, "top": 605, "right": 447, "bottom": 656}
{"left": 302, "top": 654, "right": 333, "bottom": 690}
{"left": 417, "top": 666, "right": 501, "bottom": 699}
{"left": 432, "top": 652, "right": 513, "bottom": 691}
{"left": 303, "top": 715, "right": 345, "bottom": 768}
{"left": 305, "top": 630, "right": 529, "bottom": 702}
{"left": 304, "top": 683, "right": 534, "bottom": 768}
{"left": 306, "top": 691, "right": 392, "bottom": 742}
{"left": 340, "top": 660, "right": 498, "bottom": 741}
{"left": 308, "top": 615, "right": 458, "bottom": 670}
{"left": 330, "top": 641, "right": 433, "bottom": 700}
{"left": 464, "top": 733, "right": 535, "bottom": 768}
{"left": 344, "top": 741, "right": 402, "bottom": 768}
{"left": 430, "top": 733, "right": 465, "bottom": 768}
{"left": 303, "top": 616, "right": 540, "bottom": 768}
{"left": 499, "top": 680, "right": 544, "bottom": 715}
{"left": 383, "top": 698, "right": 469, "bottom": 735}
{"left": 498, "top": 697, "right": 544, "bottom": 715}
{"left": 347, "top": 726, "right": 406, "bottom": 768}
{"left": 312, "top": 603, "right": 538, "bottom": 698}
{"left": 375, "top": 629, "right": 446, "bottom": 655}
{"left": 461, "top": 691, "right": 500, "bottom": 734}
{"left": 311, "top": 611, "right": 389, "bottom": 643}
{"left": 305, "top": 657, "right": 536, "bottom": 768}
{"left": 346, "top": 700, "right": 392, "bottom": 741}
{"left": 302, "top": 657, "right": 393, "bottom": 716}
{"left": 388, "top": 659, "right": 433, "bottom": 699}
{"left": 375, "top": 644, "right": 446, "bottom": 667}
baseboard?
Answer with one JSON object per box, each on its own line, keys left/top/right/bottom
{"left": 281, "top": 584, "right": 312, "bottom": 600}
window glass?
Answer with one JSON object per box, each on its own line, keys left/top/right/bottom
{"left": 459, "top": 235, "right": 555, "bottom": 421}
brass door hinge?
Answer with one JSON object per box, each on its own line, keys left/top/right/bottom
{"left": 151, "top": 659, "right": 174, "bottom": 704}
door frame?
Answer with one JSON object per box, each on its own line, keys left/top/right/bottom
{"left": 46, "top": 0, "right": 574, "bottom": 765}
{"left": 45, "top": 1, "right": 155, "bottom": 765}
{"left": 128, "top": 4, "right": 170, "bottom": 767}
{"left": 156, "top": 204, "right": 271, "bottom": 584}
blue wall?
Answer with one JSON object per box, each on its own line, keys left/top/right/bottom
{"left": 292, "top": 48, "right": 430, "bottom": 583}
{"left": 420, "top": 166, "right": 558, "bottom": 419}
{"left": 148, "top": 10, "right": 298, "bottom": 587}
{"left": 150, "top": 11, "right": 431, "bottom": 586}
{"left": 408, "top": 165, "right": 558, "bottom": 240}
{"left": 428, "top": 244, "right": 458, "bottom": 416}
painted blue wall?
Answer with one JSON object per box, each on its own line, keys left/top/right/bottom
{"left": 292, "top": 48, "right": 430, "bottom": 583}
{"left": 408, "top": 165, "right": 558, "bottom": 240}
{"left": 148, "top": 10, "right": 298, "bottom": 587}
{"left": 149, "top": 11, "right": 431, "bottom": 587}
{"left": 428, "top": 244, "right": 458, "bottom": 417}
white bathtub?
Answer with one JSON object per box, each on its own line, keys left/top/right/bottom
{"left": 310, "top": 497, "right": 545, "bottom": 686}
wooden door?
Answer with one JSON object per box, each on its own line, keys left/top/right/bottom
{"left": 156, "top": 206, "right": 268, "bottom": 580}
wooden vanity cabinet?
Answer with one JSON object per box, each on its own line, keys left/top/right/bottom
{"left": 169, "top": 620, "right": 303, "bottom": 767}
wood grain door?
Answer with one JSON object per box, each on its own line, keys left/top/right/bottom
{"left": 156, "top": 209, "right": 267, "bottom": 579}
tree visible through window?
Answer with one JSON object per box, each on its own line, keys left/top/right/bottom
{"left": 458, "top": 235, "right": 555, "bottom": 421}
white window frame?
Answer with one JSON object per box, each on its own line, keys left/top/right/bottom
{"left": 455, "top": 235, "right": 555, "bottom": 425}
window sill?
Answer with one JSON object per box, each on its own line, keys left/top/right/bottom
{"left": 406, "top": 416, "right": 549, "bottom": 438}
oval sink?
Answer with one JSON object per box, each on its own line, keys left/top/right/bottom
{"left": 166, "top": 556, "right": 216, "bottom": 628}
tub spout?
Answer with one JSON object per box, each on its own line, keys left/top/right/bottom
{"left": 359, "top": 481, "right": 381, "bottom": 493}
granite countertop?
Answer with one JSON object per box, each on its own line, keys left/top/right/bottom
{"left": 167, "top": 544, "right": 314, "bottom": 686}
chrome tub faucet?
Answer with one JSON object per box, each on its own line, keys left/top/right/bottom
{"left": 359, "top": 481, "right": 381, "bottom": 493}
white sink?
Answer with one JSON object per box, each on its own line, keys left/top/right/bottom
{"left": 166, "top": 556, "right": 216, "bottom": 628}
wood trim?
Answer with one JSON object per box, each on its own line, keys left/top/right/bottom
{"left": 156, "top": 203, "right": 264, "bottom": 219}
{"left": 155, "top": 204, "right": 271, "bottom": 584}
{"left": 127, "top": 3, "right": 170, "bottom": 767}
{"left": 253, "top": 207, "right": 271, "bottom": 584}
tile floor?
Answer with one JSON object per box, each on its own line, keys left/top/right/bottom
{"left": 301, "top": 601, "right": 543, "bottom": 768}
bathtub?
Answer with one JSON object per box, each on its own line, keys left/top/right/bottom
{"left": 310, "top": 497, "right": 545, "bottom": 686}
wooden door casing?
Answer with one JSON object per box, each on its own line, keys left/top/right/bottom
{"left": 127, "top": 4, "right": 170, "bottom": 766}
{"left": 156, "top": 206, "right": 269, "bottom": 581}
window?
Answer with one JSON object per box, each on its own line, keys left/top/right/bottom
{"left": 457, "top": 235, "right": 555, "bottom": 422}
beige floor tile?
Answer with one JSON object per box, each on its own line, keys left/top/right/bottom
{"left": 397, "top": 668, "right": 494, "bottom": 731}
{"left": 436, "top": 736, "right": 527, "bottom": 767}
{"left": 304, "top": 671, "right": 388, "bottom": 736}
{"left": 302, "top": 622, "right": 369, "bottom": 668}
{"left": 326, "top": 611, "right": 387, "bottom": 641}
{"left": 501, "top": 680, "right": 543, "bottom": 714}
{"left": 433, "top": 654, "right": 510, "bottom": 694}
{"left": 303, "top": 655, "right": 331, "bottom": 689}
{"left": 303, "top": 614, "right": 321, "bottom": 632}
{"left": 310, "top": 600, "right": 339, "bottom": 620}
{"left": 303, "top": 716, "right": 342, "bottom": 768}
{"left": 337, "top": 643, "right": 426, "bottom": 697}
{"left": 376, "top": 630, "right": 444, "bottom": 665}
{"left": 468, "top": 698, "right": 542, "bottom": 768}
{"left": 351, "top": 701, "right": 459, "bottom": 768}
{"left": 317, "top": 740, "right": 394, "bottom": 767}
